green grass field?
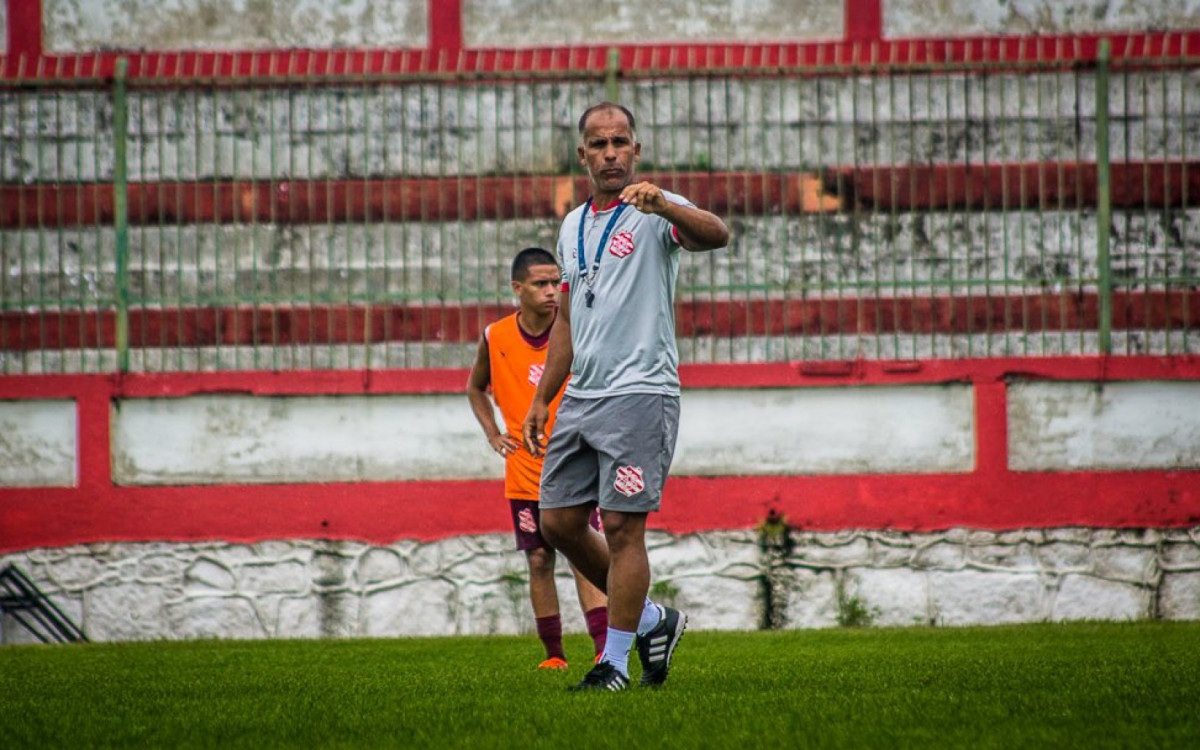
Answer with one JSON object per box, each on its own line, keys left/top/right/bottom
{"left": 2, "top": 622, "right": 1198, "bottom": 749}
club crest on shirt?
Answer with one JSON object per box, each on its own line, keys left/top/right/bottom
{"left": 613, "top": 465, "right": 645, "bottom": 497}
{"left": 609, "top": 231, "right": 636, "bottom": 258}
{"left": 518, "top": 507, "right": 538, "bottom": 533}
{"left": 528, "top": 363, "right": 544, "bottom": 386}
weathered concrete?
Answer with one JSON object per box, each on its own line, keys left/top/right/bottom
{"left": 885, "top": 0, "right": 1200, "bottom": 37}
{"left": 5, "top": 328, "right": 1200, "bottom": 378}
{"left": 111, "top": 393, "right": 498, "bottom": 484}
{"left": 5, "top": 208, "right": 1197, "bottom": 315}
{"left": 463, "top": 0, "right": 842, "bottom": 46}
{"left": 675, "top": 384, "right": 974, "bottom": 475}
{"left": 6, "top": 72, "right": 1199, "bottom": 182}
{"left": 3, "top": 526, "right": 1197, "bottom": 643}
{"left": 43, "top": 0, "right": 426, "bottom": 53}
{"left": 108, "top": 383, "right": 967, "bottom": 484}
{"left": 0, "top": 399, "right": 76, "bottom": 487}
{"left": 1009, "top": 381, "right": 1200, "bottom": 471}
{"left": 29, "top": 0, "right": 1200, "bottom": 55}
{"left": 0, "top": 342, "right": 481, "bottom": 376}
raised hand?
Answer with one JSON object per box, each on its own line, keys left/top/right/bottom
{"left": 619, "top": 181, "right": 670, "bottom": 214}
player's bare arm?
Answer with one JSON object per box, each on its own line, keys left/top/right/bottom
{"left": 522, "top": 291, "right": 574, "bottom": 457}
{"left": 466, "top": 336, "right": 519, "bottom": 456}
{"left": 619, "top": 181, "right": 730, "bottom": 252}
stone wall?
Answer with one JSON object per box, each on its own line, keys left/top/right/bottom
{"left": 3, "top": 526, "right": 1198, "bottom": 643}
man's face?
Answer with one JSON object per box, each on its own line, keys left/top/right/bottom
{"left": 512, "top": 263, "right": 561, "bottom": 316}
{"left": 577, "top": 108, "right": 641, "bottom": 196}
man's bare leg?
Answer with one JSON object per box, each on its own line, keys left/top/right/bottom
{"left": 597, "top": 510, "right": 649, "bottom": 632}
{"left": 541, "top": 504, "right": 609, "bottom": 591}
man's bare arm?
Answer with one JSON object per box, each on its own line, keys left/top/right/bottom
{"left": 619, "top": 181, "right": 730, "bottom": 252}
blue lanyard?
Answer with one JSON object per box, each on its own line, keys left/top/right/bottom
{"left": 576, "top": 198, "right": 628, "bottom": 307}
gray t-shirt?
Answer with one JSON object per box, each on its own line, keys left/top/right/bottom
{"left": 556, "top": 190, "right": 693, "bottom": 398}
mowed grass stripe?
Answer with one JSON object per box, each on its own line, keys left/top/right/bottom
{"left": 1, "top": 623, "right": 1198, "bottom": 749}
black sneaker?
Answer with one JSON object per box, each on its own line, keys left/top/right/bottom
{"left": 636, "top": 606, "right": 687, "bottom": 687}
{"left": 568, "top": 661, "right": 629, "bottom": 692}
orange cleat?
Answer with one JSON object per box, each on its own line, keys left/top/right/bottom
{"left": 537, "top": 656, "right": 569, "bottom": 670}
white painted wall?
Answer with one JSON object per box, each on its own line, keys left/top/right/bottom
{"left": 1009, "top": 381, "right": 1200, "bottom": 471}
{"left": 111, "top": 394, "right": 498, "bottom": 484}
{"left": 0, "top": 400, "right": 76, "bottom": 487}
{"left": 111, "top": 385, "right": 974, "bottom": 484}
{"left": 675, "top": 385, "right": 975, "bottom": 475}
{"left": 43, "top": 0, "right": 427, "bottom": 52}
{"left": 7, "top": 379, "right": 1198, "bottom": 487}
{"left": 463, "top": 0, "right": 842, "bottom": 46}
{"left": 885, "top": 0, "right": 1200, "bottom": 37}
{"left": 36, "top": 0, "right": 1200, "bottom": 56}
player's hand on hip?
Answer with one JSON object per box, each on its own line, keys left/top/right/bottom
{"left": 620, "top": 181, "right": 669, "bottom": 214}
{"left": 522, "top": 404, "right": 548, "bottom": 457}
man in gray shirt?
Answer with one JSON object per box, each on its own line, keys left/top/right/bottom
{"left": 524, "top": 102, "right": 729, "bottom": 692}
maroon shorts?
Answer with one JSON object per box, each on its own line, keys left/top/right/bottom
{"left": 509, "top": 499, "right": 602, "bottom": 552}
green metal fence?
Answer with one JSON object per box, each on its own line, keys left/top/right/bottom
{"left": 1, "top": 43, "right": 1198, "bottom": 374}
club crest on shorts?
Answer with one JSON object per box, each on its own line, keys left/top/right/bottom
{"left": 517, "top": 507, "right": 538, "bottom": 533}
{"left": 609, "top": 231, "right": 636, "bottom": 258}
{"left": 613, "top": 465, "right": 645, "bottom": 497}
{"left": 528, "top": 363, "right": 544, "bottom": 386}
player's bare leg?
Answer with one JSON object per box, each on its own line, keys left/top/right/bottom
{"left": 526, "top": 547, "right": 568, "bottom": 669}
{"left": 526, "top": 547, "right": 560, "bottom": 617}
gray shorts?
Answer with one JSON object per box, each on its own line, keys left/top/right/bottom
{"left": 539, "top": 393, "right": 680, "bottom": 513}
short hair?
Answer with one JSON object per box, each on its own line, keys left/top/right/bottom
{"left": 577, "top": 102, "right": 637, "bottom": 137}
{"left": 511, "top": 247, "right": 559, "bottom": 281}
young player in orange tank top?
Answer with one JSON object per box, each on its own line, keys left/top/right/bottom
{"left": 467, "top": 247, "right": 608, "bottom": 670}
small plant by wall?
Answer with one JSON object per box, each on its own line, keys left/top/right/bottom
{"left": 835, "top": 578, "right": 880, "bottom": 628}
{"left": 758, "top": 509, "right": 795, "bottom": 630}
{"left": 650, "top": 579, "right": 681, "bottom": 610}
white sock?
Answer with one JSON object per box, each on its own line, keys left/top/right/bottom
{"left": 600, "top": 627, "right": 635, "bottom": 676}
{"left": 636, "top": 599, "right": 663, "bottom": 636}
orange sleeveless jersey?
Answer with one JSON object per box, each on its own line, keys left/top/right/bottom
{"left": 486, "top": 313, "right": 566, "bottom": 501}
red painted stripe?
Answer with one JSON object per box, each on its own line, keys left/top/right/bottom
{"left": 428, "top": 0, "right": 462, "bottom": 54}
{"left": 0, "top": 176, "right": 588, "bottom": 228}
{"left": 2, "top": 32, "right": 1199, "bottom": 80}
{"left": 4, "top": 162, "right": 1195, "bottom": 229}
{"left": 6, "top": 0, "right": 43, "bottom": 59}
{"left": 1, "top": 471, "right": 1197, "bottom": 554}
{"left": 835, "top": 162, "right": 1200, "bottom": 211}
{"left": 2, "top": 291, "right": 1194, "bottom": 352}
{"left": 845, "top": 0, "right": 882, "bottom": 42}
{"left": 2, "top": 357, "right": 1197, "bottom": 552}
{"left": 4, "top": 356, "right": 1197, "bottom": 400}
